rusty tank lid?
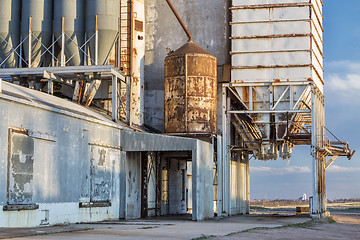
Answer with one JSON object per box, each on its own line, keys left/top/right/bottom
{"left": 168, "top": 41, "right": 212, "bottom": 56}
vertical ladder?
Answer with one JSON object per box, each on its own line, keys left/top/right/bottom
{"left": 120, "top": 0, "right": 132, "bottom": 76}
{"left": 118, "top": 0, "right": 132, "bottom": 121}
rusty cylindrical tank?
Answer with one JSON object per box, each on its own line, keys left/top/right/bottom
{"left": 164, "top": 41, "right": 217, "bottom": 133}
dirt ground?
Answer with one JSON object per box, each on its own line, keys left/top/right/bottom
{"left": 212, "top": 201, "right": 360, "bottom": 240}
{"left": 212, "top": 213, "right": 360, "bottom": 240}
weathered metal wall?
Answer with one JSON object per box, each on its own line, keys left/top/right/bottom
{"left": 130, "top": 0, "right": 145, "bottom": 126}
{"left": 0, "top": 83, "right": 123, "bottom": 227}
{"left": 164, "top": 42, "right": 217, "bottom": 133}
{"left": 144, "top": 0, "right": 230, "bottom": 132}
{"left": 231, "top": 0, "right": 323, "bottom": 91}
{"left": 125, "top": 152, "right": 142, "bottom": 219}
{"left": 0, "top": 81, "right": 216, "bottom": 226}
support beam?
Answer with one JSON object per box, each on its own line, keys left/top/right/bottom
{"left": 216, "top": 135, "right": 223, "bottom": 216}
{"left": 220, "top": 86, "right": 231, "bottom": 216}
{"left": 28, "top": 17, "right": 32, "bottom": 68}
{"left": 72, "top": 81, "right": 81, "bottom": 101}
{"left": 111, "top": 68, "right": 126, "bottom": 82}
{"left": 228, "top": 87, "right": 248, "bottom": 110}
{"left": 310, "top": 86, "right": 327, "bottom": 219}
{"left": 227, "top": 109, "right": 311, "bottom": 114}
{"left": 43, "top": 71, "right": 74, "bottom": 87}
{"left": 192, "top": 140, "right": 214, "bottom": 220}
{"left": 47, "top": 80, "right": 53, "bottom": 95}
{"left": 61, "top": 17, "right": 66, "bottom": 67}
{"left": 83, "top": 80, "right": 101, "bottom": 107}
{"left": 126, "top": 76, "right": 131, "bottom": 124}
{"left": 325, "top": 156, "right": 339, "bottom": 170}
{"left": 112, "top": 76, "right": 118, "bottom": 122}
{"left": 95, "top": 15, "right": 99, "bottom": 65}
{"left": 245, "top": 154, "right": 250, "bottom": 214}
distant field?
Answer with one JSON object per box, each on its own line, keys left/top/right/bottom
{"left": 250, "top": 201, "right": 360, "bottom": 212}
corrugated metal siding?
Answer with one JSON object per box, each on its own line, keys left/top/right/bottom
{"left": 231, "top": 0, "right": 324, "bottom": 92}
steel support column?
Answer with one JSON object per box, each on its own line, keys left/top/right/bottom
{"left": 310, "top": 86, "right": 327, "bottom": 219}
{"left": 112, "top": 75, "right": 118, "bottom": 121}
{"left": 216, "top": 135, "right": 223, "bottom": 216}
{"left": 221, "top": 85, "right": 231, "bottom": 216}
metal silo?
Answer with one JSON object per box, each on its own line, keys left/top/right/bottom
{"left": 54, "top": 0, "right": 85, "bottom": 66}
{"left": 227, "top": 0, "right": 324, "bottom": 160}
{"left": 164, "top": 41, "right": 217, "bottom": 133}
{"left": 21, "top": 0, "right": 53, "bottom": 67}
{"left": 0, "top": 0, "right": 21, "bottom": 68}
{"left": 86, "top": 0, "right": 120, "bottom": 65}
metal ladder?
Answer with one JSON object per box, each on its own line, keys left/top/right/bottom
{"left": 120, "top": 0, "right": 132, "bottom": 76}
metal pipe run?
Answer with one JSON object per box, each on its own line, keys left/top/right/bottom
{"left": 165, "top": 0, "right": 193, "bottom": 42}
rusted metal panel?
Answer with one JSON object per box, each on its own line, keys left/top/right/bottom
{"left": 134, "top": 20, "right": 143, "bottom": 32}
{"left": 164, "top": 76, "right": 186, "bottom": 132}
{"left": 164, "top": 57, "right": 185, "bottom": 77}
{"left": 164, "top": 42, "right": 217, "bottom": 134}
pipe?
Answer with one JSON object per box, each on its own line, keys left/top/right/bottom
{"left": 165, "top": 0, "right": 193, "bottom": 42}
{"left": 130, "top": 0, "right": 134, "bottom": 75}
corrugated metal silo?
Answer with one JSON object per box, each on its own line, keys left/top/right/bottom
{"left": 164, "top": 41, "right": 217, "bottom": 133}
{"left": 54, "top": 0, "right": 85, "bottom": 66}
{"left": 21, "top": 0, "right": 53, "bottom": 67}
{"left": 86, "top": 0, "right": 120, "bottom": 65}
{"left": 0, "top": 0, "right": 21, "bottom": 68}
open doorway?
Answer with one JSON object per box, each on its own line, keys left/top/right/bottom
{"left": 131, "top": 151, "right": 192, "bottom": 219}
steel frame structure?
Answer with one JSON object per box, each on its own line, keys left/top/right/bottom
{"left": 221, "top": 80, "right": 353, "bottom": 218}
{"left": 0, "top": 15, "right": 113, "bottom": 69}
{"left": 0, "top": 10, "right": 139, "bottom": 126}
{"left": 0, "top": 65, "right": 130, "bottom": 124}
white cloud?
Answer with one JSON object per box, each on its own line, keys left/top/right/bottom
{"left": 250, "top": 165, "right": 311, "bottom": 175}
{"left": 326, "top": 60, "right": 360, "bottom": 72}
{"left": 327, "top": 73, "right": 360, "bottom": 98}
{"left": 326, "top": 164, "right": 360, "bottom": 173}
{"left": 325, "top": 60, "right": 360, "bottom": 103}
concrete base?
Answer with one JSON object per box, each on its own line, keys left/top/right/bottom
{"left": 310, "top": 211, "right": 330, "bottom": 220}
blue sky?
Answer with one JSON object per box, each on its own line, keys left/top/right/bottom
{"left": 250, "top": 1, "right": 360, "bottom": 200}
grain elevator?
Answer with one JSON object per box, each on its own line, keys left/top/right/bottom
{"left": 0, "top": 0, "right": 354, "bottom": 227}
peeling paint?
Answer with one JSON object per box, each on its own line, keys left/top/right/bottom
{"left": 9, "top": 133, "right": 34, "bottom": 204}
{"left": 164, "top": 42, "right": 217, "bottom": 133}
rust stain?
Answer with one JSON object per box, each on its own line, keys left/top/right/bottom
{"left": 231, "top": 33, "right": 311, "bottom": 40}
{"left": 164, "top": 43, "right": 217, "bottom": 134}
{"left": 230, "top": 3, "right": 312, "bottom": 10}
